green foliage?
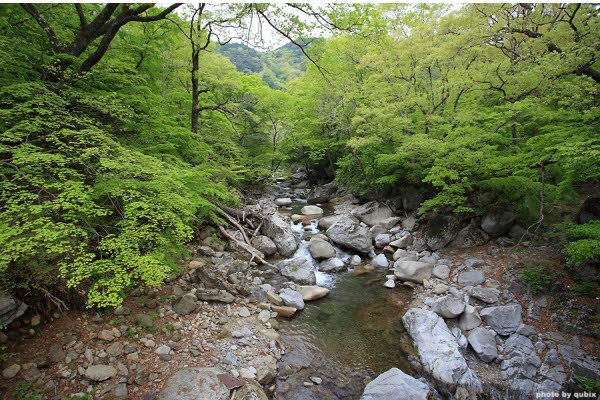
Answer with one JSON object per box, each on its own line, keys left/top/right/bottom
{"left": 574, "top": 375, "right": 600, "bottom": 394}
{"left": 522, "top": 263, "right": 556, "bottom": 294}
{"left": 13, "top": 381, "right": 42, "bottom": 400}
{"left": 572, "top": 281, "right": 600, "bottom": 297}
{"left": 564, "top": 221, "right": 600, "bottom": 267}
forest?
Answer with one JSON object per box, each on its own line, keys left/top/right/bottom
{"left": 0, "top": 3, "right": 599, "bottom": 400}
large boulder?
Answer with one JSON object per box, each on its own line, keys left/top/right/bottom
{"left": 402, "top": 308, "right": 482, "bottom": 394}
{"left": 480, "top": 304, "right": 522, "bottom": 335}
{"left": 261, "top": 213, "right": 298, "bottom": 257}
{"left": 326, "top": 215, "right": 373, "bottom": 253}
{"left": 318, "top": 215, "right": 340, "bottom": 230}
{"left": 578, "top": 197, "right": 600, "bottom": 224}
{"left": 308, "top": 238, "right": 336, "bottom": 260}
{"left": 468, "top": 327, "right": 498, "bottom": 363}
{"left": 481, "top": 207, "right": 516, "bottom": 237}
{"left": 159, "top": 368, "right": 229, "bottom": 400}
{"left": 173, "top": 294, "right": 197, "bottom": 315}
{"left": 277, "top": 257, "right": 316, "bottom": 285}
{"left": 299, "top": 286, "right": 329, "bottom": 301}
{"left": 274, "top": 198, "right": 292, "bottom": 206}
{"left": 431, "top": 295, "right": 466, "bottom": 318}
{"left": 250, "top": 235, "right": 277, "bottom": 257}
{"left": 0, "top": 293, "right": 27, "bottom": 327}
{"left": 422, "top": 214, "right": 461, "bottom": 251}
{"left": 360, "top": 368, "right": 430, "bottom": 400}
{"left": 394, "top": 261, "right": 433, "bottom": 284}
{"left": 351, "top": 201, "right": 395, "bottom": 227}
{"left": 307, "top": 181, "right": 338, "bottom": 204}
{"left": 371, "top": 254, "right": 389, "bottom": 268}
{"left": 449, "top": 224, "right": 489, "bottom": 248}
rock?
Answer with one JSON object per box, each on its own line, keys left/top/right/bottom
{"left": 374, "top": 233, "right": 391, "bottom": 248}
{"left": 459, "top": 305, "right": 482, "bottom": 331}
{"left": 249, "top": 355, "right": 277, "bottom": 384}
{"left": 98, "top": 329, "right": 115, "bottom": 341}
{"left": 432, "top": 283, "right": 449, "bottom": 294}
{"left": 262, "top": 212, "right": 298, "bottom": 256}
{"left": 351, "top": 201, "right": 395, "bottom": 227}
{"left": 308, "top": 238, "right": 336, "bottom": 260}
{"left": 279, "top": 288, "right": 305, "bottom": 310}
{"left": 84, "top": 365, "right": 117, "bottom": 382}
{"left": 173, "top": 294, "right": 197, "bottom": 315}
{"left": 301, "top": 205, "right": 323, "bottom": 215}
{"left": 516, "top": 324, "right": 536, "bottom": 337}
{"left": 310, "top": 376, "right": 322, "bottom": 385}
{"left": 480, "top": 304, "right": 523, "bottom": 335}
{"left": 238, "top": 307, "right": 251, "bottom": 317}
{"left": 0, "top": 292, "right": 27, "bottom": 327}
{"left": 267, "top": 292, "right": 283, "bottom": 305}
{"left": 271, "top": 305, "right": 297, "bottom": 317}
{"left": 299, "top": 286, "right": 329, "bottom": 301}
{"left": 274, "top": 198, "right": 292, "bottom": 206}
{"left": 578, "top": 197, "right": 600, "bottom": 224}
{"left": 504, "top": 334, "right": 534, "bottom": 356}
{"left": 384, "top": 279, "right": 395, "bottom": 288}
{"left": 457, "top": 271, "right": 485, "bottom": 287}
{"left": 431, "top": 295, "right": 466, "bottom": 318}
{"left": 422, "top": 214, "right": 461, "bottom": 251}
{"left": 240, "top": 367, "right": 257, "bottom": 380}
{"left": 326, "top": 215, "right": 373, "bottom": 253}
{"left": 349, "top": 255, "right": 362, "bottom": 266}
{"left": 231, "top": 379, "right": 268, "bottom": 400}
{"left": 393, "top": 261, "right": 433, "bottom": 284}
{"left": 432, "top": 264, "right": 450, "bottom": 280}
{"left": 159, "top": 368, "right": 229, "bottom": 400}
{"left": 360, "top": 367, "right": 430, "bottom": 400}
{"left": 402, "top": 308, "right": 482, "bottom": 393}
{"left": 278, "top": 257, "right": 316, "bottom": 285}
{"left": 317, "top": 215, "right": 340, "bottom": 230}
{"left": 155, "top": 345, "right": 172, "bottom": 361}
{"left": 468, "top": 327, "right": 498, "bottom": 363}
{"left": 539, "top": 349, "right": 567, "bottom": 385}
{"left": 371, "top": 254, "right": 389, "bottom": 268}
{"left": 308, "top": 181, "right": 337, "bottom": 204}
{"left": 319, "top": 257, "right": 346, "bottom": 272}
{"left": 481, "top": 207, "right": 516, "bottom": 237}
{"left": 232, "top": 327, "right": 253, "bottom": 338}
{"left": 114, "top": 306, "right": 130, "bottom": 316}
{"left": 135, "top": 313, "right": 153, "bottom": 328}
{"left": 464, "top": 258, "right": 486, "bottom": 269}
{"left": 196, "top": 289, "right": 234, "bottom": 303}
{"left": 389, "top": 234, "right": 413, "bottom": 249}
{"left": 250, "top": 236, "right": 277, "bottom": 257}
{"left": 107, "top": 342, "right": 124, "bottom": 357}
{"left": 449, "top": 224, "right": 489, "bottom": 248}
{"left": 468, "top": 287, "right": 500, "bottom": 304}
{"left": 2, "top": 364, "right": 20, "bottom": 378}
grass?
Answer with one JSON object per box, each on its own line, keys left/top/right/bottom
{"left": 522, "top": 262, "right": 557, "bottom": 294}
{"left": 572, "top": 281, "right": 600, "bottom": 297}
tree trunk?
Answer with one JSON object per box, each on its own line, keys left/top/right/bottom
{"left": 191, "top": 45, "right": 200, "bottom": 133}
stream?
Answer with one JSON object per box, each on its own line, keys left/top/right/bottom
{"left": 274, "top": 199, "right": 416, "bottom": 399}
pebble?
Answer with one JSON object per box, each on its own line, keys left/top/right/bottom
{"left": 2, "top": 364, "right": 21, "bottom": 379}
{"left": 238, "top": 307, "right": 251, "bottom": 317}
{"left": 310, "top": 376, "right": 322, "bottom": 384}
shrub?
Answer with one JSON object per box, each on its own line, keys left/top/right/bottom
{"left": 564, "top": 221, "right": 600, "bottom": 267}
{"left": 522, "top": 263, "right": 556, "bottom": 294}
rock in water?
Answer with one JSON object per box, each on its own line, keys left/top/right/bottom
{"left": 394, "top": 261, "right": 433, "bottom": 284}
{"left": 301, "top": 205, "right": 323, "bottom": 215}
{"left": 384, "top": 279, "right": 395, "bottom": 289}
{"left": 319, "top": 257, "right": 346, "bottom": 272}
{"left": 262, "top": 213, "right": 298, "bottom": 257}
{"left": 299, "top": 286, "right": 329, "bottom": 301}
{"left": 326, "top": 215, "right": 373, "bottom": 253}
{"left": 468, "top": 327, "right": 498, "bottom": 363}
{"left": 159, "top": 368, "right": 229, "bottom": 400}
{"left": 279, "top": 288, "right": 305, "bottom": 310}
{"left": 318, "top": 215, "right": 340, "bottom": 230}
{"left": 371, "top": 254, "right": 389, "bottom": 268}
{"left": 402, "top": 308, "right": 482, "bottom": 395}
{"left": 274, "top": 198, "right": 292, "bottom": 206}
{"left": 84, "top": 365, "right": 117, "bottom": 382}
{"left": 480, "top": 304, "right": 522, "bottom": 335}
{"left": 308, "top": 238, "right": 336, "bottom": 260}
{"left": 361, "top": 368, "right": 430, "bottom": 400}
{"left": 271, "top": 305, "right": 297, "bottom": 317}
{"left": 277, "top": 257, "right": 316, "bottom": 285}
{"left": 250, "top": 235, "right": 277, "bottom": 257}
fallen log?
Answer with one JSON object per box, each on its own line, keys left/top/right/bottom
{"left": 217, "top": 225, "right": 275, "bottom": 268}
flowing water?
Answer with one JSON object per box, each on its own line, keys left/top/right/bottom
{"left": 274, "top": 201, "right": 416, "bottom": 399}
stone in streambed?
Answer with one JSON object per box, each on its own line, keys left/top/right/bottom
{"left": 274, "top": 198, "right": 292, "bottom": 206}
{"left": 158, "top": 367, "right": 229, "bottom": 400}
{"left": 251, "top": 235, "right": 277, "bottom": 257}
{"left": 278, "top": 288, "right": 305, "bottom": 310}
{"left": 319, "top": 257, "right": 346, "bottom": 272}
{"left": 371, "top": 254, "right": 389, "bottom": 268}
{"left": 431, "top": 295, "right": 466, "bottom": 318}
{"left": 271, "top": 305, "right": 297, "bottom": 318}
{"left": 277, "top": 257, "right": 316, "bottom": 285}
{"left": 308, "top": 238, "right": 336, "bottom": 260}
{"left": 84, "top": 365, "right": 117, "bottom": 382}
{"left": 301, "top": 205, "right": 323, "bottom": 215}
{"left": 299, "top": 286, "right": 329, "bottom": 301}
{"left": 326, "top": 215, "right": 373, "bottom": 253}
{"left": 394, "top": 261, "right": 433, "bottom": 284}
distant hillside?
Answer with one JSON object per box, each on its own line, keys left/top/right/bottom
{"left": 217, "top": 42, "right": 307, "bottom": 89}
